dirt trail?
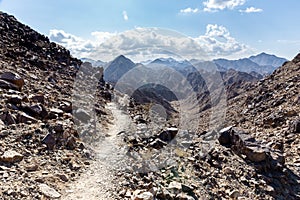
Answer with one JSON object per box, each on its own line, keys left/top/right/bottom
{"left": 62, "top": 102, "right": 131, "bottom": 200}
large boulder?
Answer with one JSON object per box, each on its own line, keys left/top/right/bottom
{"left": 218, "top": 127, "right": 284, "bottom": 170}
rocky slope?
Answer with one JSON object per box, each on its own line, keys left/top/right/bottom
{"left": 0, "top": 11, "right": 111, "bottom": 199}
{"left": 107, "top": 54, "right": 299, "bottom": 199}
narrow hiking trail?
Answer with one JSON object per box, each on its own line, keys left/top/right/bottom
{"left": 62, "top": 102, "right": 132, "bottom": 200}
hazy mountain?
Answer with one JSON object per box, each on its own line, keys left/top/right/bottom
{"left": 104, "top": 55, "right": 136, "bottom": 83}
{"left": 249, "top": 52, "right": 288, "bottom": 67}
{"left": 213, "top": 53, "right": 287, "bottom": 75}
{"left": 149, "top": 58, "right": 191, "bottom": 69}
{"left": 80, "top": 58, "right": 106, "bottom": 67}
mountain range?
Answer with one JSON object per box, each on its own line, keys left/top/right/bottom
{"left": 82, "top": 52, "right": 287, "bottom": 82}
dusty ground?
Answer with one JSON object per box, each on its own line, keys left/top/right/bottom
{"left": 62, "top": 102, "right": 132, "bottom": 200}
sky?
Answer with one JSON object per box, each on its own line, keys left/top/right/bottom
{"left": 0, "top": 0, "right": 299, "bottom": 62}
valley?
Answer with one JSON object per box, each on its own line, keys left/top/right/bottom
{"left": 0, "top": 11, "right": 299, "bottom": 200}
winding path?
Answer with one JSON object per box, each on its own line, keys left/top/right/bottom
{"left": 62, "top": 102, "right": 131, "bottom": 200}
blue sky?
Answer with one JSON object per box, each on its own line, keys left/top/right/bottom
{"left": 0, "top": 0, "right": 299, "bottom": 61}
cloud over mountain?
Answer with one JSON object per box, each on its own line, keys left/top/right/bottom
{"left": 49, "top": 25, "right": 253, "bottom": 62}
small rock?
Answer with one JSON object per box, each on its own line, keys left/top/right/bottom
{"left": 218, "top": 126, "right": 232, "bottom": 145}
{"left": 229, "top": 190, "right": 240, "bottom": 199}
{"left": 244, "top": 146, "right": 267, "bottom": 162}
{"left": 0, "top": 111, "right": 16, "bottom": 125}
{"left": 74, "top": 108, "right": 91, "bottom": 123}
{"left": 1, "top": 150, "right": 23, "bottom": 163}
{"left": 158, "top": 127, "right": 178, "bottom": 142}
{"left": 290, "top": 119, "right": 300, "bottom": 133}
{"left": 56, "top": 173, "right": 69, "bottom": 182}
{"left": 132, "top": 190, "right": 154, "bottom": 200}
{"left": 6, "top": 94, "right": 23, "bottom": 104}
{"left": 176, "top": 193, "right": 195, "bottom": 200}
{"left": 0, "top": 72, "right": 25, "bottom": 90}
{"left": 17, "top": 112, "right": 38, "bottom": 124}
{"left": 168, "top": 181, "right": 182, "bottom": 190}
{"left": 25, "top": 163, "right": 39, "bottom": 172}
{"left": 0, "top": 79, "right": 19, "bottom": 90}
{"left": 39, "top": 183, "right": 61, "bottom": 199}
{"left": 149, "top": 138, "right": 167, "bottom": 149}
{"left": 42, "top": 133, "right": 56, "bottom": 150}
{"left": 28, "top": 94, "right": 45, "bottom": 104}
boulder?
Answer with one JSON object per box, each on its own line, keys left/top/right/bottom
{"left": 0, "top": 112, "right": 16, "bottom": 125}
{"left": 158, "top": 127, "right": 178, "bottom": 142}
{"left": 23, "top": 104, "right": 48, "bottom": 119}
{"left": 28, "top": 94, "right": 45, "bottom": 104}
{"left": 0, "top": 72, "right": 25, "bottom": 90}
{"left": 1, "top": 150, "right": 23, "bottom": 163}
{"left": 5, "top": 94, "right": 23, "bottom": 104}
{"left": 218, "top": 127, "right": 284, "bottom": 169}
{"left": 218, "top": 126, "right": 232, "bottom": 145}
{"left": 17, "top": 112, "right": 38, "bottom": 124}
{"left": 39, "top": 184, "right": 61, "bottom": 199}
{"left": 0, "top": 79, "right": 19, "bottom": 90}
{"left": 42, "top": 133, "right": 56, "bottom": 150}
{"left": 132, "top": 190, "right": 154, "bottom": 200}
{"left": 244, "top": 146, "right": 268, "bottom": 162}
{"left": 74, "top": 108, "right": 91, "bottom": 123}
{"left": 149, "top": 138, "right": 167, "bottom": 149}
{"left": 290, "top": 119, "right": 300, "bottom": 133}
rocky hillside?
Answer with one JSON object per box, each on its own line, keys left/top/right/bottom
{"left": 0, "top": 11, "right": 111, "bottom": 199}
{"left": 194, "top": 53, "right": 300, "bottom": 199}
{"left": 109, "top": 54, "right": 299, "bottom": 199}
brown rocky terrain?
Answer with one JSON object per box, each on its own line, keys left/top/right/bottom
{"left": 0, "top": 12, "right": 112, "bottom": 199}
{"left": 0, "top": 10, "right": 299, "bottom": 200}
{"left": 104, "top": 56, "right": 299, "bottom": 199}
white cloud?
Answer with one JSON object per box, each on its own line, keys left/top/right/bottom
{"left": 203, "top": 0, "right": 246, "bottom": 12}
{"left": 239, "top": 7, "right": 263, "bottom": 13}
{"left": 195, "top": 24, "right": 252, "bottom": 58}
{"left": 48, "top": 25, "right": 253, "bottom": 62}
{"left": 48, "top": 29, "right": 115, "bottom": 58}
{"left": 123, "top": 11, "right": 128, "bottom": 21}
{"left": 180, "top": 7, "right": 199, "bottom": 14}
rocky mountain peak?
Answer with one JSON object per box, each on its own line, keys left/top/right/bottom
{"left": 104, "top": 55, "right": 136, "bottom": 83}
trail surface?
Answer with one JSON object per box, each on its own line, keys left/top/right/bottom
{"left": 62, "top": 102, "right": 131, "bottom": 200}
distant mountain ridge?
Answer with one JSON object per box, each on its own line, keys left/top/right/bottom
{"left": 213, "top": 53, "right": 287, "bottom": 75}
{"left": 249, "top": 52, "right": 287, "bottom": 67}
{"left": 83, "top": 52, "right": 287, "bottom": 77}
